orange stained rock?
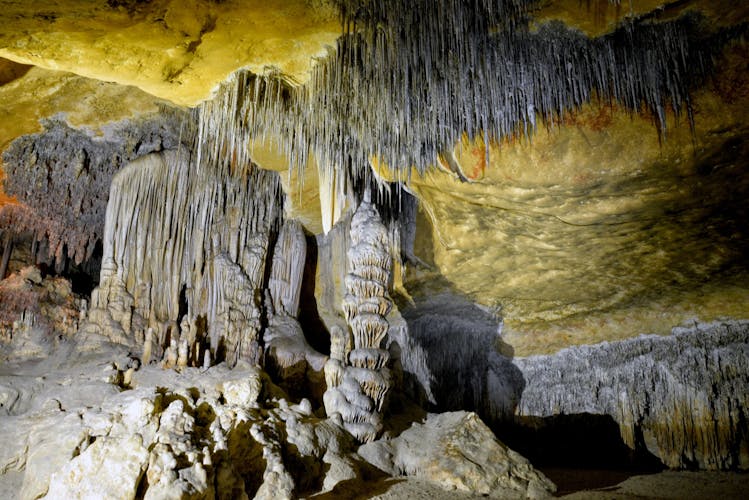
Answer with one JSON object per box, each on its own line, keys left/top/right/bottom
{"left": 0, "top": 173, "right": 15, "bottom": 207}
{"left": 395, "top": 51, "right": 749, "bottom": 355}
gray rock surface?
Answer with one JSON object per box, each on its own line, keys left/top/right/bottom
{"left": 502, "top": 320, "right": 749, "bottom": 470}
{"left": 359, "top": 411, "right": 556, "bottom": 498}
{"left": 399, "top": 294, "right": 749, "bottom": 470}
{"left": 2, "top": 115, "right": 184, "bottom": 265}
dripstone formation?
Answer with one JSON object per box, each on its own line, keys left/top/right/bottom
{"left": 507, "top": 320, "right": 749, "bottom": 470}
{"left": 324, "top": 194, "right": 394, "bottom": 442}
{"left": 1, "top": 0, "right": 749, "bottom": 498}
{"left": 79, "top": 147, "right": 283, "bottom": 368}
{"left": 2, "top": 116, "right": 182, "bottom": 267}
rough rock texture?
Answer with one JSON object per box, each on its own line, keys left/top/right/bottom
{"left": 268, "top": 220, "right": 307, "bottom": 318}
{"left": 0, "top": 0, "right": 341, "bottom": 106}
{"left": 0, "top": 344, "right": 554, "bottom": 500}
{"left": 2, "top": 116, "right": 183, "bottom": 265}
{"left": 396, "top": 293, "right": 749, "bottom": 471}
{"left": 359, "top": 411, "right": 556, "bottom": 498}
{"left": 79, "top": 148, "right": 284, "bottom": 366}
{"left": 264, "top": 220, "right": 328, "bottom": 401}
{"left": 502, "top": 320, "right": 749, "bottom": 470}
{"left": 398, "top": 291, "right": 506, "bottom": 411}
{"left": 0, "top": 267, "right": 84, "bottom": 361}
{"left": 390, "top": 43, "right": 749, "bottom": 355}
{"left": 0, "top": 349, "right": 360, "bottom": 499}
{"left": 316, "top": 208, "right": 431, "bottom": 407}
{"left": 44, "top": 434, "right": 148, "bottom": 500}
{"left": 2, "top": 1, "right": 747, "bottom": 361}
{"left": 324, "top": 196, "right": 395, "bottom": 442}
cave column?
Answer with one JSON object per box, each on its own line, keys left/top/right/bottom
{"left": 323, "top": 192, "right": 393, "bottom": 442}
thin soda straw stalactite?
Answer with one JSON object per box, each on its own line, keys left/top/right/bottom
{"left": 189, "top": 1, "right": 731, "bottom": 220}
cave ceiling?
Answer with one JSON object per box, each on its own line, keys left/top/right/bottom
{"left": 0, "top": 0, "right": 748, "bottom": 355}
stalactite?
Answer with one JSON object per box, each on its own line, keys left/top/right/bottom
{"left": 79, "top": 146, "right": 284, "bottom": 367}
{"left": 268, "top": 220, "right": 307, "bottom": 317}
{"left": 262, "top": 220, "right": 330, "bottom": 401}
{"left": 324, "top": 194, "right": 394, "bottom": 442}
{"left": 185, "top": 1, "right": 733, "bottom": 218}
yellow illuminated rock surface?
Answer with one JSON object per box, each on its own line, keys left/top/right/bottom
{"left": 395, "top": 48, "right": 749, "bottom": 355}
{"left": 534, "top": 0, "right": 749, "bottom": 36}
{"left": 248, "top": 138, "right": 325, "bottom": 235}
{"left": 0, "top": 0, "right": 340, "bottom": 106}
{"left": 0, "top": 59, "right": 166, "bottom": 207}
{"left": 1, "top": 1, "right": 748, "bottom": 355}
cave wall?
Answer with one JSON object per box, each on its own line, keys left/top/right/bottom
{"left": 2, "top": 116, "right": 184, "bottom": 266}
{"left": 397, "top": 301, "right": 749, "bottom": 470}
{"left": 0, "top": 1, "right": 747, "bottom": 484}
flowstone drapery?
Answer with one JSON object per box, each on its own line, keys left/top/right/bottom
{"left": 263, "top": 220, "right": 328, "bottom": 400}
{"left": 324, "top": 194, "right": 394, "bottom": 442}
{"left": 79, "top": 147, "right": 284, "bottom": 368}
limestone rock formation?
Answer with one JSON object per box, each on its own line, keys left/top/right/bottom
{"left": 2, "top": 117, "right": 183, "bottom": 266}
{"left": 502, "top": 320, "right": 749, "bottom": 470}
{"left": 44, "top": 434, "right": 149, "bottom": 500}
{"left": 324, "top": 195, "right": 395, "bottom": 442}
{"left": 79, "top": 147, "right": 283, "bottom": 367}
{"left": 0, "top": 0, "right": 341, "bottom": 106}
{"left": 1, "top": 1, "right": 749, "bottom": 497}
{"left": 359, "top": 411, "right": 556, "bottom": 498}
{"left": 264, "top": 220, "right": 328, "bottom": 400}
{"left": 398, "top": 293, "right": 749, "bottom": 471}
{"left": 1, "top": 344, "right": 556, "bottom": 499}
{"left": 0, "top": 351, "right": 363, "bottom": 499}
{"left": 268, "top": 220, "right": 307, "bottom": 318}
{"left": 1, "top": 266, "right": 83, "bottom": 360}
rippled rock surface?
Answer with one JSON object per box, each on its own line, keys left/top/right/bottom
{"left": 504, "top": 320, "right": 749, "bottom": 470}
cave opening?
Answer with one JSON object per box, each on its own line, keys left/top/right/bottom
{"left": 495, "top": 414, "right": 667, "bottom": 494}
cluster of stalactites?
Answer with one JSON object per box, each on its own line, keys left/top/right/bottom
{"left": 83, "top": 147, "right": 283, "bottom": 368}
{"left": 268, "top": 220, "right": 307, "bottom": 317}
{"left": 190, "top": 0, "right": 725, "bottom": 201}
{"left": 324, "top": 194, "right": 393, "bottom": 442}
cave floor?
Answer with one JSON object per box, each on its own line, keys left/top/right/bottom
{"left": 554, "top": 469, "right": 749, "bottom": 499}
{"left": 1, "top": 467, "right": 747, "bottom": 499}
{"left": 2, "top": 340, "right": 748, "bottom": 499}
{"left": 300, "top": 470, "right": 749, "bottom": 499}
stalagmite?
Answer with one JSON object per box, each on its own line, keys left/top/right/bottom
{"left": 142, "top": 328, "right": 153, "bottom": 366}
{"left": 177, "top": 339, "right": 189, "bottom": 369}
{"left": 162, "top": 339, "right": 178, "bottom": 369}
{"left": 324, "top": 194, "right": 394, "bottom": 442}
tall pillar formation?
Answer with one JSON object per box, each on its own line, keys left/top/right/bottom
{"left": 324, "top": 193, "right": 393, "bottom": 442}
